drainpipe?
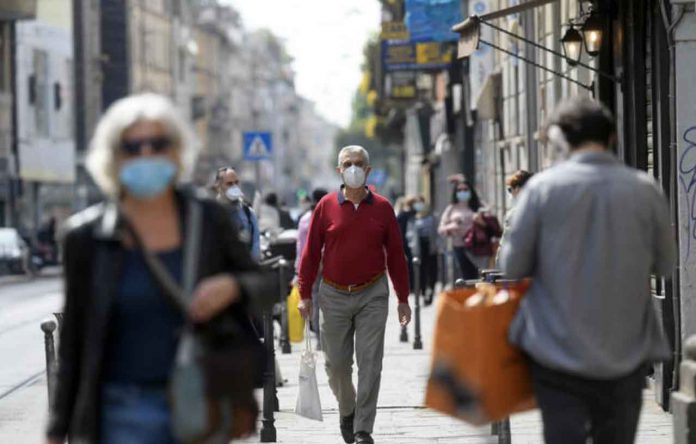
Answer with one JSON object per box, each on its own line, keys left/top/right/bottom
{"left": 660, "top": 0, "right": 686, "bottom": 391}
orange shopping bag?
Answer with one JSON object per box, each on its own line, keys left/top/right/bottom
{"left": 425, "top": 281, "right": 535, "bottom": 425}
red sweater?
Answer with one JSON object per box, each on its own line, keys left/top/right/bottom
{"left": 298, "top": 189, "right": 410, "bottom": 303}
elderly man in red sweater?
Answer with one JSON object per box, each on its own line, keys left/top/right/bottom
{"left": 298, "top": 145, "right": 411, "bottom": 444}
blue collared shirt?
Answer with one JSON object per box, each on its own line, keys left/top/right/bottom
{"left": 500, "top": 151, "right": 675, "bottom": 378}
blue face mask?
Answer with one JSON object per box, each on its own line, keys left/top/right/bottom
{"left": 456, "top": 190, "right": 471, "bottom": 203}
{"left": 119, "top": 157, "right": 177, "bottom": 199}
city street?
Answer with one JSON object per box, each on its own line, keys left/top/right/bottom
{"left": 0, "top": 274, "right": 62, "bottom": 443}
{"left": 237, "top": 291, "right": 675, "bottom": 443}
{"left": 0, "top": 281, "right": 676, "bottom": 443}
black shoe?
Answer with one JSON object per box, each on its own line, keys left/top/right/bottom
{"left": 355, "top": 431, "right": 374, "bottom": 444}
{"left": 340, "top": 412, "right": 355, "bottom": 443}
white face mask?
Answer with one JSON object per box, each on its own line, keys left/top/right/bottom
{"left": 342, "top": 165, "right": 366, "bottom": 189}
{"left": 225, "top": 185, "right": 243, "bottom": 201}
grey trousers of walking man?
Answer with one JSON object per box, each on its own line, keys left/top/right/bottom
{"left": 319, "top": 277, "right": 390, "bottom": 433}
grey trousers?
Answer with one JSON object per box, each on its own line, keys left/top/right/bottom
{"left": 319, "top": 276, "right": 389, "bottom": 434}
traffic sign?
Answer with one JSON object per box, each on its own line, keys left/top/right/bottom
{"left": 367, "top": 168, "right": 388, "bottom": 187}
{"left": 243, "top": 132, "right": 273, "bottom": 161}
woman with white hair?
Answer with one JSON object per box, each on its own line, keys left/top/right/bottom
{"left": 45, "top": 93, "right": 273, "bottom": 444}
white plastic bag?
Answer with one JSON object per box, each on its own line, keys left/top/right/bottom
{"left": 295, "top": 323, "right": 323, "bottom": 421}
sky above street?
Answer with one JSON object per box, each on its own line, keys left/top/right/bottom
{"left": 224, "top": 0, "right": 381, "bottom": 128}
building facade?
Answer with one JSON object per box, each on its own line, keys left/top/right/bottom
{"left": 15, "top": 0, "right": 76, "bottom": 235}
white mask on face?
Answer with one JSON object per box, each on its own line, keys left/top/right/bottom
{"left": 225, "top": 185, "right": 243, "bottom": 201}
{"left": 342, "top": 165, "right": 366, "bottom": 189}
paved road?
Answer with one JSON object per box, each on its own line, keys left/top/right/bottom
{"left": 0, "top": 274, "right": 62, "bottom": 399}
{"left": 0, "top": 278, "right": 674, "bottom": 443}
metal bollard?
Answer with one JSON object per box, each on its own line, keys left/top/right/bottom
{"left": 673, "top": 335, "right": 696, "bottom": 444}
{"left": 412, "top": 256, "right": 423, "bottom": 350}
{"left": 497, "top": 418, "right": 511, "bottom": 444}
{"left": 41, "top": 320, "right": 57, "bottom": 407}
{"left": 260, "top": 308, "right": 277, "bottom": 442}
{"left": 278, "top": 259, "right": 292, "bottom": 355}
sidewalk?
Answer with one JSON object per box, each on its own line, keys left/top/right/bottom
{"left": 0, "top": 292, "right": 675, "bottom": 443}
{"left": 241, "top": 292, "right": 675, "bottom": 444}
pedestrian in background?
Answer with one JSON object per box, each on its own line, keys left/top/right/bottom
{"left": 45, "top": 93, "right": 271, "bottom": 444}
{"left": 500, "top": 97, "right": 675, "bottom": 444}
{"left": 496, "top": 170, "right": 533, "bottom": 265}
{"left": 214, "top": 166, "right": 261, "bottom": 262}
{"left": 396, "top": 195, "right": 417, "bottom": 291}
{"left": 295, "top": 187, "right": 328, "bottom": 343}
{"left": 298, "top": 145, "right": 411, "bottom": 444}
{"left": 259, "top": 192, "right": 294, "bottom": 232}
{"left": 438, "top": 179, "right": 485, "bottom": 279}
{"left": 407, "top": 196, "right": 439, "bottom": 305}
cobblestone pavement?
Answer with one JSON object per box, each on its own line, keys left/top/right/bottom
{"left": 241, "top": 291, "right": 674, "bottom": 444}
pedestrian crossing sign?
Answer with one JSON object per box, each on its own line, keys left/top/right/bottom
{"left": 243, "top": 132, "right": 273, "bottom": 161}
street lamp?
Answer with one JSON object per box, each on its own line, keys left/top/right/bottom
{"left": 561, "top": 26, "right": 583, "bottom": 66}
{"left": 582, "top": 11, "right": 603, "bottom": 57}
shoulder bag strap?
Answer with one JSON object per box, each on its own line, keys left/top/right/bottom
{"left": 121, "top": 198, "right": 203, "bottom": 316}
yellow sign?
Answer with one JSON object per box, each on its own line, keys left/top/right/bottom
{"left": 384, "top": 44, "right": 416, "bottom": 66}
{"left": 416, "top": 42, "right": 453, "bottom": 65}
{"left": 381, "top": 22, "right": 410, "bottom": 41}
{"left": 392, "top": 85, "right": 417, "bottom": 99}
{"left": 382, "top": 40, "right": 456, "bottom": 71}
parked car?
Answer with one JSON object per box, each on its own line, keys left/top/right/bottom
{"left": 0, "top": 228, "right": 30, "bottom": 275}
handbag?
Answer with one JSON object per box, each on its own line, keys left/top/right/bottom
{"left": 425, "top": 281, "right": 535, "bottom": 424}
{"left": 123, "top": 199, "right": 260, "bottom": 443}
{"left": 463, "top": 213, "right": 502, "bottom": 257}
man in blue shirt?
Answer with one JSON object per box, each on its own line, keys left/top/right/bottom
{"left": 500, "top": 98, "right": 675, "bottom": 444}
{"left": 215, "top": 167, "right": 261, "bottom": 262}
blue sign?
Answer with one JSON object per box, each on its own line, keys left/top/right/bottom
{"left": 243, "top": 132, "right": 273, "bottom": 161}
{"left": 405, "top": 0, "right": 463, "bottom": 43}
{"left": 367, "top": 168, "right": 388, "bottom": 187}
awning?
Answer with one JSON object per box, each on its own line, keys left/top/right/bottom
{"left": 452, "top": 0, "right": 560, "bottom": 59}
{"left": 450, "top": 0, "right": 607, "bottom": 92}
{"left": 453, "top": 0, "right": 559, "bottom": 32}
{"left": 475, "top": 72, "right": 502, "bottom": 120}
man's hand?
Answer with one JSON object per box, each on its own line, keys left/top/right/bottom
{"left": 298, "top": 298, "right": 312, "bottom": 320}
{"left": 398, "top": 303, "right": 412, "bottom": 326}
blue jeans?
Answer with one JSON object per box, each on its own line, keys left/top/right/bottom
{"left": 101, "top": 383, "right": 178, "bottom": 444}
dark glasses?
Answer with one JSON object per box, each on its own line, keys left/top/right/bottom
{"left": 121, "top": 136, "right": 172, "bottom": 156}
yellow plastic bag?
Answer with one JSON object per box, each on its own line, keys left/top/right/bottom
{"left": 287, "top": 286, "right": 305, "bottom": 343}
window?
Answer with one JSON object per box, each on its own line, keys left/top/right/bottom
{"left": 33, "top": 49, "right": 50, "bottom": 137}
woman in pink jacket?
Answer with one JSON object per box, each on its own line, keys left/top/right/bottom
{"left": 438, "top": 179, "right": 484, "bottom": 280}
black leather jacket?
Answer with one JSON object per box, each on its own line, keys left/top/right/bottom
{"left": 46, "top": 188, "right": 277, "bottom": 443}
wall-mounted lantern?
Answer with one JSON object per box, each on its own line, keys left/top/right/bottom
{"left": 561, "top": 26, "right": 583, "bottom": 66}
{"left": 581, "top": 11, "right": 603, "bottom": 57}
